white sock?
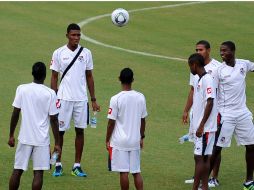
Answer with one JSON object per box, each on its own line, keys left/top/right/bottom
{"left": 73, "top": 163, "right": 80, "bottom": 168}
{"left": 55, "top": 162, "right": 62, "bottom": 167}
{"left": 245, "top": 181, "right": 253, "bottom": 186}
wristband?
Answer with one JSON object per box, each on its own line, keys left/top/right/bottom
{"left": 91, "top": 97, "right": 96, "bottom": 102}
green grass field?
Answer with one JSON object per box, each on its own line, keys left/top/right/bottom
{"left": 1, "top": 1, "right": 254, "bottom": 190}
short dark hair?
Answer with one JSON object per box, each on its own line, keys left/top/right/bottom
{"left": 119, "top": 68, "right": 134, "bottom": 84}
{"left": 221, "top": 41, "right": 235, "bottom": 51}
{"left": 32, "top": 62, "right": 46, "bottom": 80}
{"left": 67, "top": 23, "right": 80, "bottom": 33}
{"left": 188, "top": 53, "right": 205, "bottom": 67}
{"left": 196, "top": 40, "right": 210, "bottom": 49}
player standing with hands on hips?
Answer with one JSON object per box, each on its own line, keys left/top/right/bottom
{"left": 106, "top": 68, "right": 148, "bottom": 190}
{"left": 50, "top": 23, "right": 100, "bottom": 177}
{"left": 8, "top": 62, "right": 61, "bottom": 190}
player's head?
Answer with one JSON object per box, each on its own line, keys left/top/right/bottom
{"left": 119, "top": 68, "right": 134, "bottom": 85}
{"left": 220, "top": 41, "right": 235, "bottom": 62}
{"left": 195, "top": 40, "right": 211, "bottom": 61}
{"left": 66, "top": 23, "right": 81, "bottom": 47}
{"left": 32, "top": 62, "right": 46, "bottom": 82}
{"left": 188, "top": 53, "right": 205, "bottom": 75}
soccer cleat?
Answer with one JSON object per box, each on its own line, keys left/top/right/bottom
{"left": 71, "top": 166, "right": 87, "bottom": 177}
{"left": 243, "top": 181, "right": 254, "bottom": 190}
{"left": 208, "top": 178, "right": 220, "bottom": 188}
{"left": 185, "top": 176, "right": 194, "bottom": 184}
{"left": 52, "top": 165, "right": 63, "bottom": 177}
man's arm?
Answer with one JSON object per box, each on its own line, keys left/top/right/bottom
{"left": 51, "top": 70, "right": 59, "bottom": 93}
{"left": 86, "top": 70, "right": 100, "bottom": 112}
{"left": 140, "top": 118, "right": 146, "bottom": 149}
{"left": 105, "top": 119, "right": 115, "bottom": 150}
{"left": 8, "top": 107, "right": 21, "bottom": 147}
{"left": 50, "top": 114, "right": 61, "bottom": 154}
{"left": 182, "top": 86, "right": 194, "bottom": 124}
{"left": 196, "top": 98, "right": 213, "bottom": 137}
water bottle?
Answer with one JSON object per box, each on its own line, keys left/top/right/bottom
{"left": 90, "top": 111, "right": 97, "bottom": 128}
{"left": 179, "top": 134, "right": 189, "bottom": 144}
{"left": 50, "top": 152, "right": 59, "bottom": 165}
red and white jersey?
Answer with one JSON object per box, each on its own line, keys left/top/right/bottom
{"left": 50, "top": 44, "right": 93, "bottom": 101}
{"left": 12, "top": 83, "right": 58, "bottom": 146}
{"left": 107, "top": 90, "right": 148, "bottom": 151}
{"left": 215, "top": 59, "right": 254, "bottom": 118}
{"left": 189, "top": 58, "right": 221, "bottom": 88}
{"left": 192, "top": 74, "right": 217, "bottom": 132}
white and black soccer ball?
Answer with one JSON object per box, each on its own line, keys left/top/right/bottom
{"left": 111, "top": 8, "right": 129, "bottom": 27}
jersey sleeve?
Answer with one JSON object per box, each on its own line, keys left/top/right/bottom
{"left": 107, "top": 97, "right": 117, "bottom": 120}
{"left": 49, "top": 92, "right": 59, "bottom": 116}
{"left": 141, "top": 96, "right": 148, "bottom": 118}
{"left": 245, "top": 60, "right": 254, "bottom": 72}
{"left": 189, "top": 73, "right": 194, "bottom": 86}
{"left": 204, "top": 76, "right": 215, "bottom": 100}
{"left": 86, "top": 50, "right": 93, "bottom": 70}
{"left": 12, "top": 86, "right": 22, "bottom": 109}
{"left": 50, "top": 50, "right": 60, "bottom": 72}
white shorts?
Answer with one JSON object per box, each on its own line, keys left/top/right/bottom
{"left": 217, "top": 112, "right": 254, "bottom": 147}
{"left": 57, "top": 100, "right": 89, "bottom": 131}
{"left": 108, "top": 147, "right": 141, "bottom": 174}
{"left": 14, "top": 142, "right": 50, "bottom": 171}
{"left": 194, "top": 132, "right": 215, "bottom": 156}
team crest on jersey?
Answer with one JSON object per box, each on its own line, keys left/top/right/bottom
{"left": 78, "top": 56, "right": 84, "bottom": 62}
{"left": 108, "top": 108, "right": 112, "bottom": 114}
{"left": 240, "top": 68, "right": 245, "bottom": 75}
{"left": 59, "top": 121, "right": 65, "bottom": 128}
{"left": 56, "top": 99, "right": 61, "bottom": 109}
{"left": 207, "top": 87, "right": 212, "bottom": 94}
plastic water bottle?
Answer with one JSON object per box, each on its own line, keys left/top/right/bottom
{"left": 50, "top": 152, "right": 59, "bottom": 165}
{"left": 179, "top": 134, "right": 189, "bottom": 144}
{"left": 90, "top": 111, "right": 97, "bottom": 128}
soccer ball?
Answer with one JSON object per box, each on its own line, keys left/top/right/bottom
{"left": 111, "top": 8, "right": 129, "bottom": 27}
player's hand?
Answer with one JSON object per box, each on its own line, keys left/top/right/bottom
{"left": 140, "top": 139, "right": 144, "bottom": 149}
{"left": 92, "top": 101, "right": 100, "bottom": 112}
{"left": 53, "top": 145, "right": 61, "bottom": 155}
{"left": 8, "top": 136, "right": 15, "bottom": 147}
{"left": 196, "top": 125, "right": 204, "bottom": 137}
{"left": 106, "top": 141, "right": 110, "bottom": 150}
{"left": 182, "top": 111, "right": 188, "bottom": 125}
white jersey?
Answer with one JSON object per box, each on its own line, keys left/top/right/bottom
{"left": 12, "top": 83, "right": 58, "bottom": 146}
{"left": 50, "top": 44, "right": 93, "bottom": 101}
{"left": 215, "top": 59, "right": 254, "bottom": 118}
{"left": 192, "top": 74, "right": 217, "bottom": 132}
{"left": 107, "top": 90, "right": 148, "bottom": 151}
{"left": 189, "top": 58, "right": 221, "bottom": 88}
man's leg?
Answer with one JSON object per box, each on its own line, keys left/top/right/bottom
{"left": 133, "top": 173, "right": 143, "bottom": 190}
{"left": 75, "top": 128, "right": 84, "bottom": 163}
{"left": 120, "top": 172, "right": 129, "bottom": 190}
{"left": 209, "top": 146, "right": 222, "bottom": 176}
{"left": 9, "top": 169, "right": 23, "bottom": 190}
{"left": 57, "top": 131, "right": 65, "bottom": 162}
{"left": 193, "top": 155, "right": 202, "bottom": 190}
{"left": 245, "top": 145, "right": 254, "bottom": 182}
{"left": 32, "top": 170, "right": 43, "bottom": 190}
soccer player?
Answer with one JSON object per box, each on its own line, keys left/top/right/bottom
{"left": 211, "top": 41, "right": 254, "bottom": 190}
{"left": 8, "top": 62, "right": 61, "bottom": 190}
{"left": 50, "top": 23, "right": 100, "bottom": 177}
{"left": 188, "top": 53, "right": 217, "bottom": 190}
{"left": 106, "top": 68, "right": 148, "bottom": 190}
{"left": 182, "top": 40, "right": 221, "bottom": 187}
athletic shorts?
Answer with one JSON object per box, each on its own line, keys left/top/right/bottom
{"left": 216, "top": 112, "right": 254, "bottom": 147}
{"left": 14, "top": 142, "right": 50, "bottom": 171}
{"left": 108, "top": 147, "right": 141, "bottom": 174}
{"left": 57, "top": 100, "right": 89, "bottom": 131}
{"left": 194, "top": 132, "right": 215, "bottom": 156}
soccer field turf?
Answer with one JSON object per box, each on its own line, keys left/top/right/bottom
{"left": 1, "top": 1, "right": 254, "bottom": 189}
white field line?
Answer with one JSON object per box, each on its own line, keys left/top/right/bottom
{"left": 78, "top": 1, "right": 209, "bottom": 62}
